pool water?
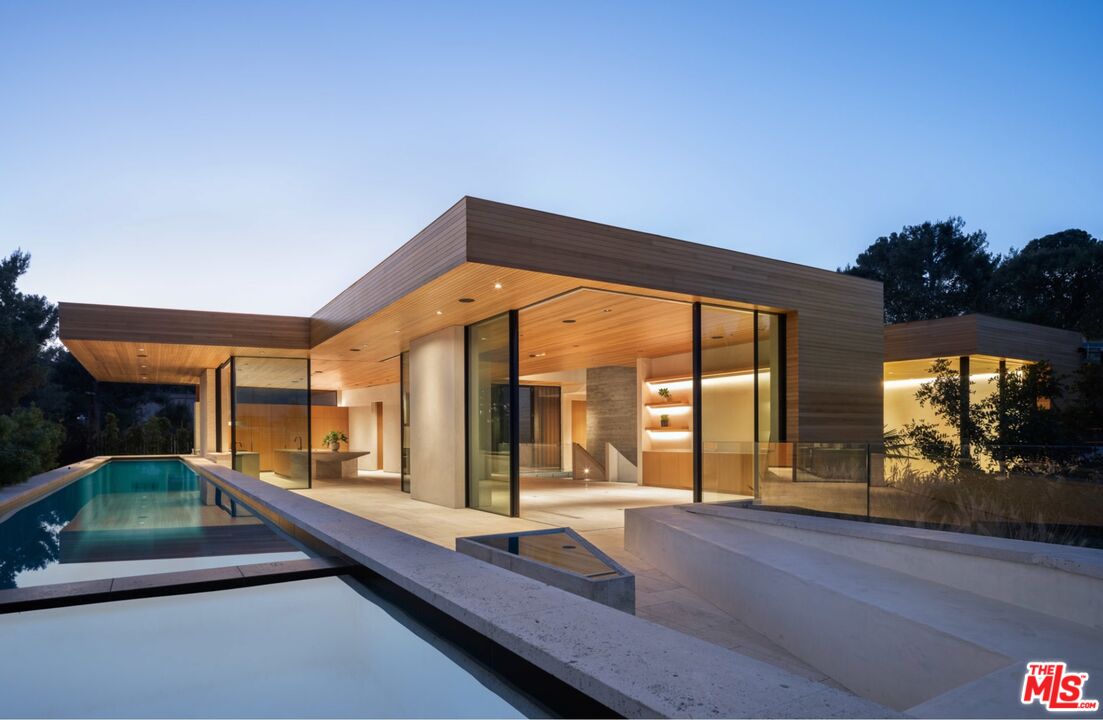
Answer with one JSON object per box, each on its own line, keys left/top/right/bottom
{"left": 0, "top": 459, "right": 304, "bottom": 589}
{"left": 0, "top": 575, "right": 530, "bottom": 718}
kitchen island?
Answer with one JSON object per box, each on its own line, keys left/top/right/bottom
{"left": 272, "top": 449, "right": 370, "bottom": 480}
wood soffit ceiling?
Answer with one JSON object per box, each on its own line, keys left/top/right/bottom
{"left": 63, "top": 263, "right": 779, "bottom": 390}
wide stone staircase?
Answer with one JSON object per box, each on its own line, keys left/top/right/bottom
{"left": 625, "top": 505, "right": 1103, "bottom": 717}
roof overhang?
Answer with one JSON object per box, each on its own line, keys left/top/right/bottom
{"left": 59, "top": 303, "right": 310, "bottom": 385}
{"left": 884, "top": 314, "right": 1084, "bottom": 376}
{"left": 60, "top": 197, "right": 884, "bottom": 390}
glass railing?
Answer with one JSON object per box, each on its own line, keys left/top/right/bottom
{"left": 747, "top": 442, "right": 1103, "bottom": 548}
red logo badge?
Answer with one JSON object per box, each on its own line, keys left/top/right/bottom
{"left": 1022, "top": 662, "right": 1099, "bottom": 712}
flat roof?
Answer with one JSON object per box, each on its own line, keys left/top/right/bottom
{"left": 60, "top": 196, "right": 882, "bottom": 388}
{"left": 884, "top": 314, "right": 1084, "bottom": 376}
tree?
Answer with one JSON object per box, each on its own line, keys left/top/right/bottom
{"left": 1063, "top": 364, "right": 1103, "bottom": 443}
{"left": 984, "top": 229, "right": 1103, "bottom": 337}
{"left": 841, "top": 217, "right": 996, "bottom": 324}
{"left": 0, "top": 407, "right": 64, "bottom": 484}
{"left": 901, "top": 358, "right": 973, "bottom": 471}
{"left": 0, "top": 251, "right": 65, "bottom": 486}
{"left": 0, "top": 251, "right": 58, "bottom": 413}
{"left": 972, "top": 362, "right": 1070, "bottom": 467}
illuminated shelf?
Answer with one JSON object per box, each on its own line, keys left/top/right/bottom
{"left": 646, "top": 427, "right": 692, "bottom": 433}
{"left": 644, "top": 402, "right": 692, "bottom": 410}
{"left": 645, "top": 369, "right": 755, "bottom": 384}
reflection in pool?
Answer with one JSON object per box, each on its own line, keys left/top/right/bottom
{"left": 0, "top": 459, "right": 303, "bottom": 589}
{"left": 0, "top": 575, "right": 531, "bottom": 718}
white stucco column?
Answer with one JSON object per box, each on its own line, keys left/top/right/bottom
{"left": 409, "top": 325, "right": 466, "bottom": 508}
{"left": 197, "top": 368, "right": 217, "bottom": 456}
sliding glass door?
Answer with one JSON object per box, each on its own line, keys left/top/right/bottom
{"left": 696, "top": 305, "right": 783, "bottom": 503}
{"left": 466, "top": 312, "right": 518, "bottom": 516}
{"left": 400, "top": 351, "right": 411, "bottom": 493}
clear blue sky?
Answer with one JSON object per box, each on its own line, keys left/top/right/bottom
{"left": 2, "top": 1, "right": 1101, "bottom": 316}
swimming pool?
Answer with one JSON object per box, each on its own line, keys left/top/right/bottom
{"left": 0, "top": 459, "right": 610, "bottom": 718}
{"left": 0, "top": 574, "right": 537, "bottom": 718}
{"left": 0, "top": 459, "right": 305, "bottom": 589}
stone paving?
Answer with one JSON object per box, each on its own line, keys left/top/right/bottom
{"left": 296, "top": 471, "right": 836, "bottom": 685}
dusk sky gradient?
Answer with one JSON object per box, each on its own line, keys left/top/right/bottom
{"left": 2, "top": 1, "right": 1101, "bottom": 316}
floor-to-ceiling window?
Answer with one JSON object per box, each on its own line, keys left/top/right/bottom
{"left": 698, "top": 305, "right": 783, "bottom": 502}
{"left": 232, "top": 356, "right": 311, "bottom": 489}
{"left": 518, "top": 385, "right": 562, "bottom": 474}
{"left": 755, "top": 311, "right": 785, "bottom": 493}
{"left": 466, "top": 313, "right": 515, "bottom": 516}
{"left": 400, "top": 350, "right": 411, "bottom": 493}
{"left": 699, "top": 305, "right": 756, "bottom": 502}
{"left": 217, "top": 359, "right": 232, "bottom": 453}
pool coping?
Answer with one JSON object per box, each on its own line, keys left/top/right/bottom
{"left": 184, "top": 456, "right": 896, "bottom": 719}
{"left": 0, "top": 455, "right": 112, "bottom": 523}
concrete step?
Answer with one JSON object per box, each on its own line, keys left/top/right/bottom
{"left": 626, "top": 506, "right": 1103, "bottom": 716}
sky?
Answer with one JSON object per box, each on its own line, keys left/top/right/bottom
{"left": 2, "top": 0, "right": 1101, "bottom": 316}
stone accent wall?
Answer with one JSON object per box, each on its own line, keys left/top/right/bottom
{"left": 586, "top": 366, "right": 638, "bottom": 468}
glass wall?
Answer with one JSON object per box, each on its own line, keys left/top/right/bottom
{"left": 400, "top": 351, "right": 411, "bottom": 493}
{"left": 233, "top": 356, "right": 311, "bottom": 489}
{"left": 467, "top": 313, "right": 514, "bottom": 515}
{"left": 699, "top": 306, "right": 757, "bottom": 502}
{"left": 698, "top": 306, "right": 783, "bottom": 503}
{"left": 755, "top": 312, "right": 784, "bottom": 493}
{"left": 217, "top": 359, "right": 232, "bottom": 453}
{"left": 518, "top": 385, "right": 562, "bottom": 473}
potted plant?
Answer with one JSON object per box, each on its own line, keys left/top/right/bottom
{"left": 657, "top": 387, "right": 672, "bottom": 402}
{"left": 321, "top": 430, "right": 348, "bottom": 451}
{"left": 659, "top": 414, "right": 670, "bottom": 428}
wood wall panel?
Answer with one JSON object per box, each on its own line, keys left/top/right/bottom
{"left": 231, "top": 404, "right": 348, "bottom": 472}
{"left": 464, "top": 197, "right": 885, "bottom": 443}
{"left": 642, "top": 451, "right": 693, "bottom": 490}
{"left": 311, "top": 406, "right": 350, "bottom": 451}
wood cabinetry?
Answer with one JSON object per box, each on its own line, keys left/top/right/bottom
{"left": 642, "top": 451, "right": 693, "bottom": 490}
{"left": 234, "top": 404, "right": 348, "bottom": 472}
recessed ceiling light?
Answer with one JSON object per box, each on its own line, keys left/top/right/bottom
{"left": 350, "top": 348, "right": 361, "bottom": 352}
{"left": 529, "top": 352, "right": 546, "bottom": 358}
{"left": 458, "top": 297, "right": 475, "bottom": 303}
{"left": 712, "top": 335, "right": 723, "bottom": 340}
{"left": 602, "top": 308, "right": 612, "bottom": 313}
{"left": 137, "top": 353, "right": 148, "bottom": 358}
{"left": 436, "top": 310, "right": 443, "bottom": 315}
{"left": 562, "top": 319, "right": 576, "bottom": 324}
{"left": 494, "top": 282, "right": 502, "bottom": 289}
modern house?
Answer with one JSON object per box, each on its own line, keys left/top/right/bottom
{"left": 42, "top": 198, "right": 1103, "bottom": 717}
{"left": 59, "top": 196, "right": 885, "bottom": 518}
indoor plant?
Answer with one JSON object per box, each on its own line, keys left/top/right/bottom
{"left": 659, "top": 414, "right": 670, "bottom": 428}
{"left": 321, "top": 430, "right": 348, "bottom": 451}
{"left": 657, "top": 387, "right": 672, "bottom": 402}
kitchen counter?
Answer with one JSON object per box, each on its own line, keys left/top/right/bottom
{"left": 272, "top": 449, "right": 370, "bottom": 480}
